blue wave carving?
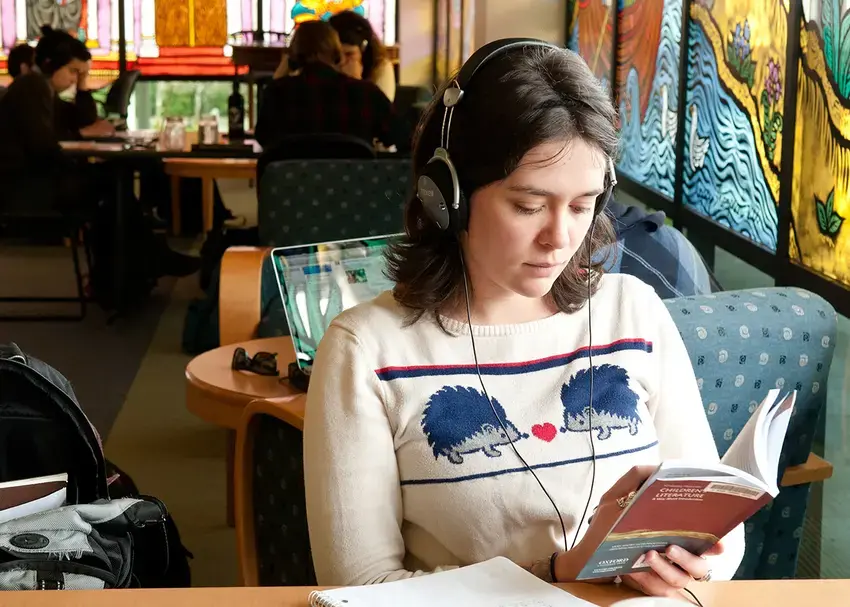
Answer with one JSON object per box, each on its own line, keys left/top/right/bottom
{"left": 682, "top": 20, "right": 778, "bottom": 250}
{"left": 616, "top": 0, "right": 682, "bottom": 199}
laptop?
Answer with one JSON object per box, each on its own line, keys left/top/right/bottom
{"left": 270, "top": 233, "right": 402, "bottom": 387}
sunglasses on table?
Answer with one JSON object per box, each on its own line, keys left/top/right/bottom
{"left": 231, "top": 347, "right": 279, "bottom": 376}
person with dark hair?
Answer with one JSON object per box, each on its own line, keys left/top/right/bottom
{"left": 53, "top": 56, "right": 104, "bottom": 139}
{"left": 0, "top": 26, "right": 198, "bottom": 280}
{"left": 328, "top": 10, "right": 396, "bottom": 102}
{"left": 0, "top": 43, "right": 35, "bottom": 100}
{"left": 4, "top": 39, "right": 102, "bottom": 137}
{"left": 602, "top": 199, "right": 720, "bottom": 298}
{"left": 8, "top": 43, "right": 36, "bottom": 78}
{"left": 0, "top": 25, "right": 113, "bottom": 173}
{"left": 256, "top": 20, "right": 405, "bottom": 151}
{"left": 302, "top": 41, "right": 744, "bottom": 594}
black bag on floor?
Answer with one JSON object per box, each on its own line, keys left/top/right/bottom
{"left": 199, "top": 225, "right": 259, "bottom": 292}
{"left": 0, "top": 343, "right": 192, "bottom": 589}
{"left": 87, "top": 197, "right": 159, "bottom": 311}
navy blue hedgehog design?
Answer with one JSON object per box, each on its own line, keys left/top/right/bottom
{"left": 560, "top": 364, "right": 641, "bottom": 440}
{"left": 421, "top": 386, "right": 527, "bottom": 464}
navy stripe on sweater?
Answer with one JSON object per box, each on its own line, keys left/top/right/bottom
{"left": 374, "top": 338, "right": 653, "bottom": 381}
{"left": 400, "top": 440, "right": 659, "bottom": 486}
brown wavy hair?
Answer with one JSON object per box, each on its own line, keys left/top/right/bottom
{"left": 327, "top": 10, "right": 387, "bottom": 81}
{"left": 288, "top": 21, "right": 342, "bottom": 71}
{"left": 384, "top": 45, "right": 619, "bottom": 328}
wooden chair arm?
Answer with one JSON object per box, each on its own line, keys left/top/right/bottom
{"left": 780, "top": 453, "right": 833, "bottom": 487}
{"left": 219, "top": 246, "right": 271, "bottom": 346}
{"left": 234, "top": 394, "right": 307, "bottom": 587}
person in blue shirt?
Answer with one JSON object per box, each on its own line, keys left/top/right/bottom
{"left": 602, "top": 199, "right": 720, "bottom": 298}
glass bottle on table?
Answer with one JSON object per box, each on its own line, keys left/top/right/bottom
{"left": 159, "top": 117, "right": 187, "bottom": 151}
{"left": 228, "top": 80, "right": 246, "bottom": 141}
{"left": 198, "top": 114, "right": 220, "bottom": 145}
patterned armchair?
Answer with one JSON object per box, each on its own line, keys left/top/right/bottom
{"left": 257, "top": 158, "right": 411, "bottom": 246}
{"left": 233, "top": 288, "right": 836, "bottom": 585}
{"left": 234, "top": 395, "right": 315, "bottom": 587}
{"left": 663, "top": 288, "right": 836, "bottom": 579}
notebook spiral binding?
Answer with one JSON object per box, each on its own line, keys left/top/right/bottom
{"left": 307, "top": 590, "right": 345, "bottom": 607}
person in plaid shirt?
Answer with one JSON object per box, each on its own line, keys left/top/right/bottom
{"left": 255, "top": 20, "right": 407, "bottom": 152}
{"left": 600, "top": 199, "right": 721, "bottom": 299}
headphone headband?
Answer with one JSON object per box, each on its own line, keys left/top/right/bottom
{"left": 447, "top": 38, "right": 555, "bottom": 105}
{"left": 417, "top": 37, "right": 616, "bottom": 233}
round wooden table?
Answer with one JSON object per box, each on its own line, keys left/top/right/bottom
{"left": 163, "top": 157, "right": 258, "bottom": 236}
{"left": 185, "top": 336, "right": 303, "bottom": 525}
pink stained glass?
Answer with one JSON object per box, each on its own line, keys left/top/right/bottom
{"left": 1, "top": 0, "right": 16, "bottom": 50}
{"left": 133, "top": 0, "right": 142, "bottom": 55}
{"left": 366, "top": 0, "right": 384, "bottom": 40}
{"left": 242, "top": 0, "right": 254, "bottom": 34}
{"left": 269, "top": 0, "right": 285, "bottom": 33}
{"left": 99, "top": 0, "right": 110, "bottom": 52}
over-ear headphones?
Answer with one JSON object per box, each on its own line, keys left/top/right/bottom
{"left": 416, "top": 37, "right": 618, "bottom": 233}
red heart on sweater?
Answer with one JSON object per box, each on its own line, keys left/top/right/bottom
{"left": 531, "top": 423, "right": 557, "bottom": 442}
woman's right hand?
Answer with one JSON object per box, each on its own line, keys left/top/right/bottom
{"left": 554, "top": 465, "right": 657, "bottom": 583}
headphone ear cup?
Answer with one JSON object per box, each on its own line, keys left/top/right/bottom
{"left": 417, "top": 152, "right": 459, "bottom": 231}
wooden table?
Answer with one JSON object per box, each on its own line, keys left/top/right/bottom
{"left": 185, "top": 336, "right": 303, "bottom": 525}
{"left": 2, "top": 579, "right": 850, "bottom": 605}
{"left": 163, "top": 157, "right": 258, "bottom": 235}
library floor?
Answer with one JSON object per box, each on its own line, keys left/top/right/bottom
{"left": 0, "top": 180, "right": 847, "bottom": 587}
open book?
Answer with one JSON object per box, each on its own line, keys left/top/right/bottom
{"left": 0, "top": 473, "right": 68, "bottom": 525}
{"left": 308, "top": 557, "right": 594, "bottom": 607}
{"left": 577, "top": 389, "right": 796, "bottom": 580}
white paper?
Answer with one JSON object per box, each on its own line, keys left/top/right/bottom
{"left": 308, "top": 558, "right": 594, "bottom": 607}
{"left": 0, "top": 488, "right": 66, "bottom": 524}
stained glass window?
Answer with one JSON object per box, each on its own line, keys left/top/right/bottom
{"left": 614, "top": 0, "right": 682, "bottom": 200}
{"left": 790, "top": 1, "right": 849, "bottom": 288}
{"left": 682, "top": 0, "right": 789, "bottom": 251}
{"left": 1, "top": 0, "right": 397, "bottom": 77}
{"left": 567, "top": 0, "right": 616, "bottom": 89}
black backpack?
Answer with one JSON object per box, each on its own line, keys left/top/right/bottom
{"left": 0, "top": 343, "right": 192, "bottom": 588}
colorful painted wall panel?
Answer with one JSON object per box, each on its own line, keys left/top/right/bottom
{"left": 616, "top": 0, "right": 682, "bottom": 199}
{"left": 790, "top": 1, "right": 850, "bottom": 287}
{"left": 567, "top": 0, "right": 616, "bottom": 90}
{"left": 682, "top": 0, "right": 790, "bottom": 250}
{"left": 0, "top": 0, "right": 396, "bottom": 77}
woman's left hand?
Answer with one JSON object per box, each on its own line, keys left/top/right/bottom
{"left": 620, "top": 541, "right": 723, "bottom": 598}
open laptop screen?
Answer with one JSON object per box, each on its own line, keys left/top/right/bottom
{"left": 270, "top": 233, "right": 402, "bottom": 375}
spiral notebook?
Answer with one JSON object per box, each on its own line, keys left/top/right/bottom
{"left": 307, "top": 557, "right": 595, "bottom": 607}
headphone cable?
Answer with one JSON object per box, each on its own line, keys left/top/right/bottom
{"left": 460, "top": 250, "right": 570, "bottom": 554}
{"left": 570, "top": 220, "right": 597, "bottom": 551}
{"left": 458, "top": 216, "right": 599, "bottom": 563}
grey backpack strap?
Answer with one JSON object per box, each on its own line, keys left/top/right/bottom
{"left": 0, "top": 343, "right": 26, "bottom": 364}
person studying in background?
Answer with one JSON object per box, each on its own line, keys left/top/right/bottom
{"left": 1, "top": 40, "right": 105, "bottom": 138}
{"left": 0, "top": 44, "right": 34, "bottom": 101}
{"left": 7, "top": 43, "right": 36, "bottom": 79}
{"left": 328, "top": 10, "right": 396, "bottom": 102}
{"left": 0, "top": 26, "right": 199, "bottom": 280}
{"left": 303, "top": 40, "right": 745, "bottom": 598}
{"left": 53, "top": 57, "right": 104, "bottom": 140}
{"left": 255, "top": 20, "right": 405, "bottom": 152}
{"left": 0, "top": 27, "right": 114, "bottom": 178}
